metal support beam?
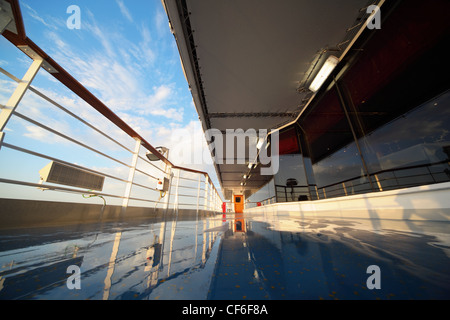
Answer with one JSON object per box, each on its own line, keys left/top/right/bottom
{"left": 0, "top": 57, "right": 42, "bottom": 148}
{"left": 335, "top": 78, "right": 376, "bottom": 192}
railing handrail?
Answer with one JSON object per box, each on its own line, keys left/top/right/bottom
{"left": 319, "top": 159, "right": 449, "bottom": 191}
{"left": 275, "top": 184, "right": 309, "bottom": 188}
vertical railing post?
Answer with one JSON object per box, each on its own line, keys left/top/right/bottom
{"left": 196, "top": 175, "right": 201, "bottom": 214}
{"left": 216, "top": 190, "right": 219, "bottom": 212}
{"left": 342, "top": 182, "right": 348, "bottom": 196}
{"left": 0, "top": 58, "right": 43, "bottom": 149}
{"left": 203, "top": 176, "right": 208, "bottom": 211}
{"left": 374, "top": 174, "right": 383, "bottom": 191}
{"left": 216, "top": 191, "right": 219, "bottom": 212}
{"left": 208, "top": 180, "right": 212, "bottom": 211}
{"left": 174, "top": 169, "right": 180, "bottom": 213}
{"left": 194, "top": 174, "right": 201, "bottom": 261}
{"left": 163, "top": 166, "right": 173, "bottom": 212}
{"left": 121, "top": 138, "right": 141, "bottom": 214}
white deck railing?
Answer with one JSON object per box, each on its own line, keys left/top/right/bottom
{"left": 0, "top": 42, "right": 222, "bottom": 215}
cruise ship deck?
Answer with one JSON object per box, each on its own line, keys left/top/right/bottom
{"left": 1, "top": 0, "right": 450, "bottom": 303}
{"left": 1, "top": 211, "right": 449, "bottom": 300}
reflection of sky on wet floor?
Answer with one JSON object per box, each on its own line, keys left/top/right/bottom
{"left": 0, "top": 213, "right": 449, "bottom": 300}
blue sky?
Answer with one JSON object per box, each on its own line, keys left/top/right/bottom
{"left": 19, "top": 0, "right": 194, "bottom": 137}
{"left": 0, "top": 0, "right": 221, "bottom": 203}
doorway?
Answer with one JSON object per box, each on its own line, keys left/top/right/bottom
{"left": 233, "top": 195, "right": 244, "bottom": 213}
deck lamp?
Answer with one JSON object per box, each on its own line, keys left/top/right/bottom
{"left": 146, "top": 146, "right": 169, "bottom": 161}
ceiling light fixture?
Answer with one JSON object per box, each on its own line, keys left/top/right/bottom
{"left": 309, "top": 55, "right": 339, "bottom": 93}
{"left": 256, "top": 138, "right": 264, "bottom": 150}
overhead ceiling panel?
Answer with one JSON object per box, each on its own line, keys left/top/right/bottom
{"left": 165, "top": 0, "right": 372, "bottom": 196}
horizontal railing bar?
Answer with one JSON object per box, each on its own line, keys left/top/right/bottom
{"left": 1, "top": 39, "right": 224, "bottom": 203}
{"left": 134, "top": 167, "right": 158, "bottom": 181}
{"left": 0, "top": 66, "right": 21, "bottom": 82}
{"left": 177, "top": 176, "right": 200, "bottom": 182}
{"left": 2, "top": 68, "right": 171, "bottom": 187}
{"left": 176, "top": 185, "right": 199, "bottom": 190}
{"left": 0, "top": 66, "right": 135, "bottom": 155}
{"left": 2, "top": 142, "right": 130, "bottom": 184}
{"left": 137, "top": 155, "right": 166, "bottom": 173}
{"left": 130, "top": 181, "right": 159, "bottom": 192}
{"left": 164, "top": 193, "right": 212, "bottom": 202}
{"left": 171, "top": 186, "right": 209, "bottom": 192}
{"left": 319, "top": 160, "right": 448, "bottom": 190}
{"left": 0, "top": 178, "right": 158, "bottom": 203}
{"left": 13, "top": 111, "right": 132, "bottom": 169}
{"left": 176, "top": 194, "right": 199, "bottom": 198}
{"left": 28, "top": 86, "right": 134, "bottom": 154}
{"left": 1, "top": 69, "right": 224, "bottom": 203}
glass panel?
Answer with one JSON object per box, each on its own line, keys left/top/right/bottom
{"left": 274, "top": 154, "right": 308, "bottom": 202}
{"left": 340, "top": 8, "right": 450, "bottom": 191}
{"left": 359, "top": 89, "right": 450, "bottom": 190}
{"left": 301, "top": 87, "right": 367, "bottom": 198}
{"left": 273, "top": 127, "right": 310, "bottom": 202}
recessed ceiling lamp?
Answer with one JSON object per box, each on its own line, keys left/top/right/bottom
{"left": 309, "top": 55, "right": 339, "bottom": 93}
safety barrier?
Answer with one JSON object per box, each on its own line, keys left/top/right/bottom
{"left": 0, "top": 39, "right": 221, "bottom": 216}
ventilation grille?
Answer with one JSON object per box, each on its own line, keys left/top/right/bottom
{"left": 39, "top": 161, "right": 105, "bottom": 191}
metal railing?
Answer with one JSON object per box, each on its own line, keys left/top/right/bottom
{"left": 244, "top": 159, "right": 450, "bottom": 206}
{"left": 0, "top": 26, "right": 222, "bottom": 214}
{"left": 269, "top": 161, "right": 450, "bottom": 202}
{"left": 316, "top": 160, "right": 450, "bottom": 200}
{"left": 275, "top": 184, "right": 310, "bottom": 202}
{"left": 245, "top": 196, "right": 277, "bottom": 209}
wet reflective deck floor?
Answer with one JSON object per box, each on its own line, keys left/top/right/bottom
{"left": 0, "top": 212, "right": 449, "bottom": 300}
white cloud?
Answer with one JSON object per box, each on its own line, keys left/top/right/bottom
{"left": 44, "top": 19, "right": 183, "bottom": 127}
{"left": 116, "top": 0, "right": 133, "bottom": 23}
{"left": 155, "top": 8, "right": 167, "bottom": 37}
{"left": 21, "top": 3, "right": 58, "bottom": 30}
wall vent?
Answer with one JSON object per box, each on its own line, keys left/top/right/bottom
{"left": 39, "top": 161, "right": 105, "bottom": 191}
